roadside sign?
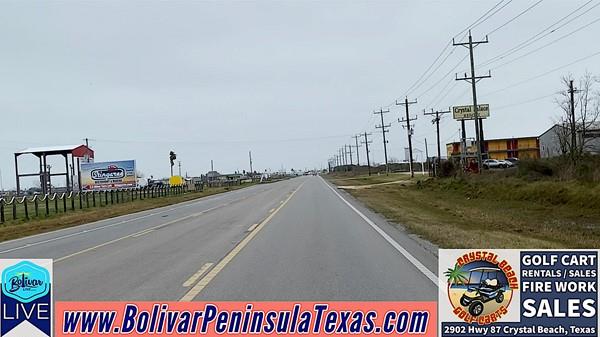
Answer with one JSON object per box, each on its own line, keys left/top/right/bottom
{"left": 80, "top": 160, "right": 137, "bottom": 190}
{"left": 452, "top": 104, "right": 490, "bottom": 120}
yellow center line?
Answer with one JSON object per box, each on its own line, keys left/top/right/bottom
{"left": 183, "top": 262, "right": 214, "bottom": 287}
{"left": 179, "top": 181, "right": 305, "bottom": 301}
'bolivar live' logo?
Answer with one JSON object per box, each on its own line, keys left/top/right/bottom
{"left": 0, "top": 259, "right": 52, "bottom": 337}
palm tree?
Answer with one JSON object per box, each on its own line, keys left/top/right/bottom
{"left": 444, "top": 263, "right": 468, "bottom": 286}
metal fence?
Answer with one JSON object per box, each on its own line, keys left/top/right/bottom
{"left": 0, "top": 184, "right": 196, "bottom": 224}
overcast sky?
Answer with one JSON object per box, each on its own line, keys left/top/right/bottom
{"left": 2, "top": 0, "right": 600, "bottom": 189}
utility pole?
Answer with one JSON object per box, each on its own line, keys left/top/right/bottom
{"left": 569, "top": 80, "right": 578, "bottom": 157}
{"left": 424, "top": 138, "right": 430, "bottom": 176}
{"left": 347, "top": 144, "right": 354, "bottom": 166}
{"left": 374, "top": 108, "right": 391, "bottom": 175}
{"left": 361, "top": 132, "right": 373, "bottom": 176}
{"left": 397, "top": 98, "right": 418, "bottom": 178}
{"left": 458, "top": 120, "right": 467, "bottom": 168}
{"left": 353, "top": 134, "right": 361, "bottom": 166}
{"left": 454, "top": 30, "right": 491, "bottom": 172}
{"left": 424, "top": 107, "right": 451, "bottom": 176}
{"left": 249, "top": 151, "right": 253, "bottom": 174}
{"left": 178, "top": 161, "right": 182, "bottom": 176}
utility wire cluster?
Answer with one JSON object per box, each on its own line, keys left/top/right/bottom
{"left": 329, "top": 0, "right": 600, "bottom": 175}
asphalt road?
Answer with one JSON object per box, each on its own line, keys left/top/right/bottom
{"left": 0, "top": 176, "right": 438, "bottom": 301}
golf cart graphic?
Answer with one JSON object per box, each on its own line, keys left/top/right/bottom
{"left": 459, "top": 267, "right": 505, "bottom": 317}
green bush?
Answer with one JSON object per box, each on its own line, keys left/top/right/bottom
{"left": 439, "top": 160, "right": 457, "bottom": 177}
{"left": 517, "top": 159, "right": 554, "bottom": 177}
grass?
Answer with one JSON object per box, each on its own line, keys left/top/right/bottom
{"left": 0, "top": 184, "right": 254, "bottom": 242}
{"left": 328, "top": 172, "right": 414, "bottom": 186}
{"left": 327, "top": 172, "right": 600, "bottom": 248}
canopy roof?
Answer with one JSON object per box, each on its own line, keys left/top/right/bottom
{"left": 15, "top": 144, "right": 94, "bottom": 157}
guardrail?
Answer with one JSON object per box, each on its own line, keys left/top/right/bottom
{"left": 0, "top": 184, "right": 195, "bottom": 224}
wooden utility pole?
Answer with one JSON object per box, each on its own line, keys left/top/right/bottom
{"left": 346, "top": 144, "right": 354, "bottom": 165}
{"left": 361, "top": 132, "right": 373, "bottom": 176}
{"left": 249, "top": 151, "right": 253, "bottom": 174}
{"left": 424, "top": 108, "right": 451, "bottom": 176}
{"left": 568, "top": 80, "right": 578, "bottom": 157}
{"left": 374, "top": 109, "right": 391, "bottom": 175}
{"left": 454, "top": 30, "right": 491, "bottom": 171}
{"left": 424, "top": 138, "right": 430, "bottom": 176}
{"left": 353, "top": 134, "right": 361, "bottom": 166}
{"left": 396, "top": 98, "right": 418, "bottom": 178}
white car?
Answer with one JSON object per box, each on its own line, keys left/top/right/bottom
{"left": 482, "top": 159, "right": 505, "bottom": 169}
{"left": 499, "top": 160, "right": 514, "bottom": 168}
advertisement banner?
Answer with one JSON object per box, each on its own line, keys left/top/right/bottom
{"left": 55, "top": 302, "right": 436, "bottom": 336}
{"left": 439, "top": 249, "right": 598, "bottom": 337}
{"left": 0, "top": 259, "right": 53, "bottom": 337}
{"left": 80, "top": 160, "right": 137, "bottom": 191}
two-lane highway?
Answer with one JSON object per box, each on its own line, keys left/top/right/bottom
{"left": 0, "top": 176, "right": 438, "bottom": 301}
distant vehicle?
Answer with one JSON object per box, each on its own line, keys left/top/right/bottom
{"left": 482, "top": 159, "right": 505, "bottom": 169}
{"left": 147, "top": 179, "right": 165, "bottom": 187}
{"left": 500, "top": 160, "right": 514, "bottom": 168}
{"left": 505, "top": 157, "right": 519, "bottom": 166}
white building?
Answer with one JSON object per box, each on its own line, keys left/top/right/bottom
{"left": 539, "top": 123, "right": 600, "bottom": 158}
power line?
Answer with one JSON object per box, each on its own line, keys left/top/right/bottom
{"left": 482, "top": 49, "right": 600, "bottom": 97}
{"left": 432, "top": 81, "right": 460, "bottom": 108}
{"left": 480, "top": 0, "right": 597, "bottom": 67}
{"left": 415, "top": 54, "right": 469, "bottom": 100}
{"left": 403, "top": 40, "right": 453, "bottom": 97}
{"left": 487, "top": 0, "right": 545, "bottom": 36}
{"left": 407, "top": 48, "right": 459, "bottom": 97}
{"left": 470, "top": 0, "right": 515, "bottom": 32}
{"left": 494, "top": 93, "right": 556, "bottom": 111}
{"left": 401, "top": 0, "right": 510, "bottom": 101}
{"left": 423, "top": 76, "right": 455, "bottom": 108}
{"left": 454, "top": 0, "right": 507, "bottom": 39}
{"left": 491, "top": 15, "right": 600, "bottom": 71}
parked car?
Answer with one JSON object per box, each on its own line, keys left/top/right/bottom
{"left": 499, "top": 159, "right": 514, "bottom": 168}
{"left": 482, "top": 159, "right": 505, "bottom": 169}
{"left": 505, "top": 157, "right": 519, "bottom": 166}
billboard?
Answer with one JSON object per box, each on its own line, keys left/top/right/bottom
{"left": 453, "top": 104, "right": 490, "bottom": 120}
{"left": 80, "top": 160, "right": 137, "bottom": 191}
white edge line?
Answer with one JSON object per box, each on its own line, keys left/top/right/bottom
{"left": 320, "top": 177, "right": 439, "bottom": 286}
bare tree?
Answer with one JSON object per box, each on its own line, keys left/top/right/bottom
{"left": 555, "top": 72, "right": 600, "bottom": 163}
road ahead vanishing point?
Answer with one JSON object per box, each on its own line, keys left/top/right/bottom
{"left": 0, "top": 177, "right": 438, "bottom": 301}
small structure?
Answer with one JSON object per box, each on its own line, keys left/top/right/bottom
{"left": 14, "top": 144, "right": 94, "bottom": 195}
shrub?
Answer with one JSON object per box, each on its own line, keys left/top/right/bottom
{"left": 439, "top": 160, "right": 457, "bottom": 177}
{"left": 517, "top": 159, "right": 554, "bottom": 177}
